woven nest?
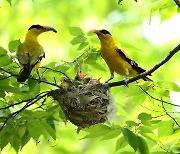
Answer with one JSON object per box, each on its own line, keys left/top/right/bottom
{"left": 49, "top": 80, "right": 117, "bottom": 130}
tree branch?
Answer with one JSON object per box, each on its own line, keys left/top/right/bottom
{"left": 174, "top": 0, "right": 180, "bottom": 7}
{"left": 108, "top": 44, "right": 180, "bottom": 87}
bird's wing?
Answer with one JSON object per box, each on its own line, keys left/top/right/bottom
{"left": 16, "top": 45, "right": 30, "bottom": 65}
{"left": 115, "top": 45, "right": 146, "bottom": 74}
{"left": 17, "top": 44, "right": 45, "bottom": 69}
{"left": 31, "top": 51, "right": 45, "bottom": 68}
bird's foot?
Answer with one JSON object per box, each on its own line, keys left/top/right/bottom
{"left": 105, "top": 78, "right": 112, "bottom": 83}
{"left": 105, "top": 72, "right": 114, "bottom": 83}
{"left": 123, "top": 77, "right": 129, "bottom": 87}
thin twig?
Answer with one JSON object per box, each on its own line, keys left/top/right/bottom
{"left": 29, "top": 77, "right": 61, "bottom": 88}
{"left": 0, "top": 92, "right": 49, "bottom": 132}
{"left": 0, "top": 67, "right": 61, "bottom": 88}
{"left": 141, "top": 105, "right": 180, "bottom": 114}
{"left": 32, "top": 97, "right": 47, "bottom": 110}
{"left": 108, "top": 44, "right": 180, "bottom": 87}
{"left": 0, "top": 91, "right": 48, "bottom": 110}
{"left": 161, "top": 98, "right": 180, "bottom": 127}
{"left": 40, "top": 66, "right": 70, "bottom": 79}
{"left": 138, "top": 85, "right": 180, "bottom": 107}
{"left": 152, "top": 114, "right": 166, "bottom": 118}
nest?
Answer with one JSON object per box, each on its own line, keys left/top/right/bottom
{"left": 49, "top": 81, "right": 117, "bottom": 130}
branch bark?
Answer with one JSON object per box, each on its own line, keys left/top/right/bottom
{"left": 108, "top": 44, "right": 180, "bottom": 87}
{"left": 174, "top": 0, "right": 180, "bottom": 7}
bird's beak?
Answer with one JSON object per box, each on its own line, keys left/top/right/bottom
{"left": 43, "top": 26, "right": 57, "bottom": 33}
{"left": 92, "top": 29, "right": 101, "bottom": 35}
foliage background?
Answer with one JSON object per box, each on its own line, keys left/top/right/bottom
{"left": 0, "top": 0, "right": 180, "bottom": 153}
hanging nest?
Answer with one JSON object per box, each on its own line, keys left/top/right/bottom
{"left": 49, "top": 77, "right": 117, "bottom": 131}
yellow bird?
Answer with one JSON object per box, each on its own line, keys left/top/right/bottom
{"left": 93, "top": 29, "right": 151, "bottom": 82}
{"left": 16, "top": 24, "right": 57, "bottom": 82}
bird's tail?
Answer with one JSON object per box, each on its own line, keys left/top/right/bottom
{"left": 17, "top": 65, "right": 32, "bottom": 82}
{"left": 131, "top": 61, "right": 153, "bottom": 81}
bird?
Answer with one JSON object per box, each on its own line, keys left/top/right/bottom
{"left": 16, "top": 24, "right": 57, "bottom": 82}
{"left": 92, "top": 29, "right": 152, "bottom": 83}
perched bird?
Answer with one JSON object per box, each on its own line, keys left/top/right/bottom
{"left": 16, "top": 24, "right": 57, "bottom": 82}
{"left": 93, "top": 29, "right": 152, "bottom": 82}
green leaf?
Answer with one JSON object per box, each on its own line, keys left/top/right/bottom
{"left": 69, "top": 27, "right": 84, "bottom": 36}
{"left": 157, "top": 81, "right": 180, "bottom": 92}
{"left": 20, "top": 84, "right": 29, "bottom": 92}
{"left": 141, "top": 120, "right": 151, "bottom": 126}
{"left": 119, "top": 152, "right": 134, "bottom": 154}
{"left": 8, "top": 39, "right": 21, "bottom": 52}
{"left": 115, "top": 136, "right": 128, "bottom": 151}
{"left": 87, "top": 30, "right": 94, "bottom": 36}
{"left": 132, "top": 94, "right": 146, "bottom": 106}
{"left": 138, "top": 136, "right": 149, "bottom": 154}
{"left": 139, "top": 126, "right": 152, "bottom": 133}
{"left": 101, "top": 129, "right": 121, "bottom": 140}
{"left": 70, "top": 36, "right": 86, "bottom": 45}
{"left": 126, "top": 120, "right": 139, "bottom": 126}
{"left": 160, "top": 5, "right": 177, "bottom": 22}
{"left": 0, "top": 46, "right": 8, "bottom": 56}
{"left": 150, "top": 120, "right": 162, "bottom": 124}
{"left": 10, "top": 135, "right": 21, "bottom": 153}
{"left": 27, "top": 120, "right": 43, "bottom": 141}
{"left": 138, "top": 113, "right": 152, "bottom": 121}
{"left": 158, "top": 120, "right": 174, "bottom": 137}
{"left": 77, "top": 42, "right": 89, "bottom": 50}
{"left": 18, "top": 125, "right": 26, "bottom": 138}
{"left": 0, "top": 132, "right": 9, "bottom": 150}
{"left": 84, "top": 52, "right": 100, "bottom": 65}
{"left": 83, "top": 124, "right": 111, "bottom": 138}
{"left": 40, "top": 120, "right": 56, "bottom": 140}
{"left": 28, "top": 79, "right": 40, "bottom": 98}
{"left": 6, "top": 0, "right": 12, "bottom": 6}
{"left": 21, "top": 131, "right": 31, "bottom": 149}
{"left": 0, "top": 55, "right": 13, "bottom": 67}
{"left": 0, "top": 85, "right": 22, "bottom": 94}
{"left": 124, "top": 83, "right": 144, "bottom": 96}
{"left": 151, "top": 152, "right": 167, "bottom": 154}
{"left": 121, "top": 128, "right": 139, "bottom": 152}
{"left": 140, "top": 132, "right": 159, "bottom": 143}
{"left": 0, "top": 75, "right": 10, "bottom": 85}
{"left": 150, "top": 0, "right": 177, "bottom": 22}
{"left": 0, "top": 91, "right": 5, "bottom": 98}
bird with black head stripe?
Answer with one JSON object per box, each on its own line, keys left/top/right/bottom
{"left": 93, "top": 29, "right": 152, "bottom": 83}
{"left": 16, "top": 24, "right": 57, "bottom": 82}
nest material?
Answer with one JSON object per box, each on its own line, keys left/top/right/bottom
{"left": 49, "top": 82, "right": 117, "bottom": 130}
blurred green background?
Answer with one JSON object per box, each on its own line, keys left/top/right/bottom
{"left": 0, "top": 0, "right": 180, "bottom": 153}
